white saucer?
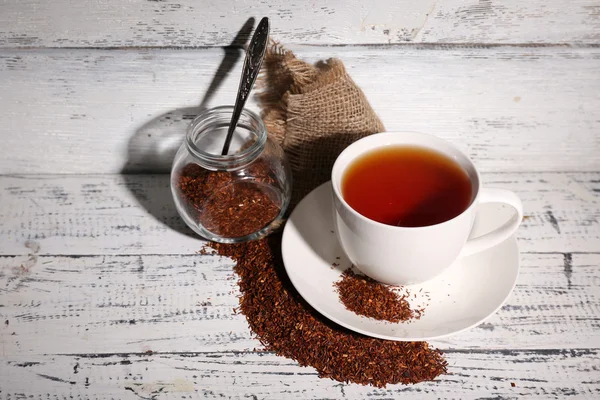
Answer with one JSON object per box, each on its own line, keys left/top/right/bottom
{"left": 281, "top": 182, "right": 520, "bottom": 341}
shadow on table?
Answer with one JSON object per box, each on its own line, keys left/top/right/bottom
{"left": 119, "top": 18, "right": 255, "bottom": 237}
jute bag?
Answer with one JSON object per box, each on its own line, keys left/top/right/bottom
{"left": 258, "top": 43, "right": 385, "bottom": 207}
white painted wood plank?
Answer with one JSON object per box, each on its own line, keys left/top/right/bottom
{"left": 1, "top": 350, "right": 599, "bottom": 398}
{"left": 1, "top": 47, "right": 599, "bottom": 174}
{"left": 1, "top": 251, "right": 599, "bottom": 355}
{"left": 0, "top": 0, "right": 599, "bottom": 47}
{"left": 0, "top": 173, "right": 597, "bottom": 256}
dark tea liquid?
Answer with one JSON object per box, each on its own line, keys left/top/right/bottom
{"left": 342, "top": 146, "right": 472, "bottom": 227}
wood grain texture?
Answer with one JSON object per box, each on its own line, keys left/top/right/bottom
{"left": 0, "top": 173, "right": 597, "bottom": 256}
{"left": 1, "top": 250, "right": 599, "bottom": 355}
{"left": 0, "top": 0, "right": 599, "bottom": 47}
{"left": 0, "top": 173, "right": 598, "bottom": 356}
{"left": 1, "top": 46, "right": 599, "bottom": 174}
{"left": 0, "top": 350, "right": 598, "bottom": 399}
{"left": 1, "top": 1, "right": 599, "bottom": 397}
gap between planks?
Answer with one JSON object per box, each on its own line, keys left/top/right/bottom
{"left": 1, "top": 43, "right": 600, "bottom": 51}
{"left": 2, "top": 169, "right": 599, "bottom": 176}
{"left": 47, "top": 348, "right": 600, "bottom": 357}
{"left": 0, "top": 251, "right": 598, "bottom": 257}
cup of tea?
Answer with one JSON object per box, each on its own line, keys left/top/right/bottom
{"left": 331, "top": 131, "right": 523, "bottom": 285}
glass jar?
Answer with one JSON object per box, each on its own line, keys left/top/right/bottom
{"left": 170, "top": 106, "right": 292, "bottom": 243}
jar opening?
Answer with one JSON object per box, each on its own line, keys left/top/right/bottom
{"left": 186, "top": 106, "right": 267, "bottom": 170}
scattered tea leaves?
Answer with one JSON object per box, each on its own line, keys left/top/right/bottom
{"left": 335, "top": 269, "right": 423, "bottom": 323}
{"left": 209, "top": 238, "right": 447, "bottom": 387}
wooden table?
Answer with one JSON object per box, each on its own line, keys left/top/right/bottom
{"left": 1, "top": 1, "right": 599, "bottom": 398}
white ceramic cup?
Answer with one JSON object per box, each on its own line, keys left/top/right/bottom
{"left": 331, "top": 131, "right": 523, "bottom": 285}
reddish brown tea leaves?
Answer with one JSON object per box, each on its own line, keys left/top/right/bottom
{"left": 209, "top": 238, "right": 447, "bottom": 387}
{"left": 177, "top": 163, "right": 280, "bottom": 238}
{"left": 335, "top": 269, "right": 422, "bottom": 323}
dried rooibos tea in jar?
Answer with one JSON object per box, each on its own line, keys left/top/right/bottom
{"left": 171, "top": 106, "right": 291, "bottom": 243}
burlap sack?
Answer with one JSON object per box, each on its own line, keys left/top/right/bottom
{"left": 258, "top": 42, "right": 385, "bottom": 207}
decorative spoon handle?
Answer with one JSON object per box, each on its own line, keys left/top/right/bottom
{"left": 221, "top": 17, "right": 270, "bottom": 155}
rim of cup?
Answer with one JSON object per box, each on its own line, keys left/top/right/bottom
{"left": 330, "top": 131, "right": 482, "bottom": 231}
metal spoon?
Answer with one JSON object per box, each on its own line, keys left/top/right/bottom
{"left": 221, "top": 17, "right": 270, "bottom": 155}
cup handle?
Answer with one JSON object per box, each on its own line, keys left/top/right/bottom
{"left": 459, "top": 188, "right": 523, "bottom": 258}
